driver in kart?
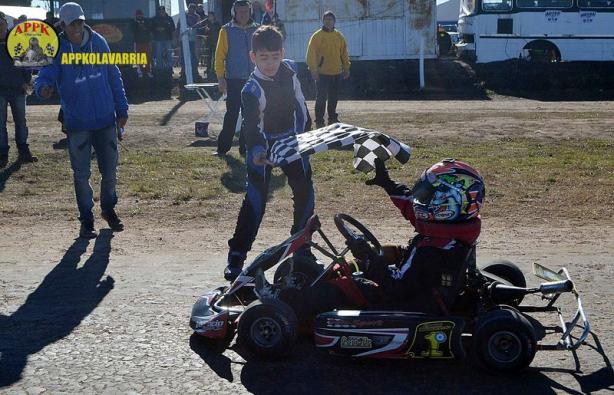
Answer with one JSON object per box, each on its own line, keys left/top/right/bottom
{"left": 305, "top": 158, "right": 486, "bottom": 315}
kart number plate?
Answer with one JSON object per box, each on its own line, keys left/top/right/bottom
{"left": 533, "top": 263, "right": 566, "bottom": 281}
{"left": 340, "top": 336, "right": 372, "bottom": 349}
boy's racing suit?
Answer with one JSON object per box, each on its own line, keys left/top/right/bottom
{"left": 228, "top": 60, "right": 313, "bottom": 255}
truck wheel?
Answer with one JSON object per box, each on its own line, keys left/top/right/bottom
{"left": 473, "top": 307, "right": 536, "bottom": 374}
{"left": 237, "top": 299, "right": 298, "bottom": 359}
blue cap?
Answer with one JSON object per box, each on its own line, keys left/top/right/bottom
{"left": 59, "top": 2, "right": 85, "bottom": 25}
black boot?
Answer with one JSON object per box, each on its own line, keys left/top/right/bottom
{"left": 224, "top": 251, "right": 246, "bottom": 281}
{"left": 102, "top": 209, "right": 124, "bottom": 231}
{"left": 79, "top": 220, "right": 98, "bottom": 239}
{"left": 18, "top": 147, "right": 38, "bottom": 163}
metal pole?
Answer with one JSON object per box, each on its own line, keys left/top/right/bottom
{"left": 419, "top": 35, "right": 425, "bottom": 90}
{"left": 179, "top": 0, "right": 194, "bottom": 84}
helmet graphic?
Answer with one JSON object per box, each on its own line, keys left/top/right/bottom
{"left": 411, "top": 159, "right": 485, "bottom": 222}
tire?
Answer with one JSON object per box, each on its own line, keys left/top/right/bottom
{"left": 237, "top": 299, "right": 298, "bottom": 359}
{"left": 273, "top": 256, "right": 324, "bottom": 289}
{"left": 473, "top": 307, "right": 537, "bottom": 374}
{"left": 481, "top": 260, "right": 526, "bottom": 288}
{"left": 481, "top": 260, "right": 527, "bottom": 306}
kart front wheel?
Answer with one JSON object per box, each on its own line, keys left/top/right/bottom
{"left": 473, "top": 307, "right": 537, "bottom": 374}
{"left": 238, "top": 299, "right": 298, "bottom": 359}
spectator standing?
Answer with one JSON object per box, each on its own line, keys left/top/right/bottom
{"left": 306, "top": 11, "right": 350, "bottom": 128}
{"left": 251, "top": 1, "right": 264, "bottom": 25}
{"left": 177, "top": 3, "right": 202, "bottom": 81}
{"left": 35, "top": 2, "right": 129, "bottom": 238}
{"left": 150, "top": 6, "right": 175, "bottom": 70}
{"left": 196, "top": 4, "right": 207, "bottom": 19}
{"left": 13, "top": 15, "right": 27, "bottom": 29}
{"left": 203, "top": 13, "right": 221, "bottom": 81}
{"left": 195, "top": 4, "right": 207, "bottom": 68}
{"left": 0, "top": 13, "right": 37, "bottom": 167}
{"left": 44, "top": 11, "right": 61, "bottom": 34}
{"left": 213, "top": 0, "right": 258, "bottom": 157}
{"left": 131, "top": 9, "right": 153, "bottom": 78}
{"left": 261, "top": 9, "right": 285, "bottom": 39}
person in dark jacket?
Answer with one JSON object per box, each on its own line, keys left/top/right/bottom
{"left": 131, "top": 9, "right": 153, "bottom": 77}
{"left": 203, "top": 13, "right": 221, "bottom": 81}
{"left": 224, "top": 25, "right": 312, "bottom": 281}
{"left": 0, "top": 13, "right": 37, "bottom": 167}
{"left": 35, "top": 2, "right": 129, "bottom": 239}
{"left": 150, "top": 6, "right": 175, "bottom": 70}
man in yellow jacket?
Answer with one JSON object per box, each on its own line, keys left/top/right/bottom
{"left": 306, "top": 11, "right": 350, "bottom": 129}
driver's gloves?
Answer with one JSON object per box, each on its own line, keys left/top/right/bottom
{"left": 365, "top": 159, "right": 396, "bottom": 194}
{"left": 346, "top": 239, "right": 375, "bottom": 268}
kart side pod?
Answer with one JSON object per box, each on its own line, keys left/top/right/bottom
{"left": 314, "top": 310, "right": 466, "bottom": 359}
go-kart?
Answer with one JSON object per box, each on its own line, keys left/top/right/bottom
{"left": 190, "top": 214, "right": 590, "bottom": 373}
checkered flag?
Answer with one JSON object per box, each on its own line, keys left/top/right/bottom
{"left": 269, "top": 123, "right": 411, "bottom": 173}
{"left": 45, "top": 43, "right": 55, "bottom": 56}
{"left": 13, "top": 42, "right": 23, "bottom": 57}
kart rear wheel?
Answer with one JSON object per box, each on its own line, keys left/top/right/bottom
{"left": 273, "top": 256, "right": 324, "bottom": 289}
{"left": 238, "top": 299, "right": 298, "bottom": 359}
{"left": 481, "top": 260, "right": 527, "bottom": 305}
{"left": 473, "top": 307, "right": 536, "bottom": 374}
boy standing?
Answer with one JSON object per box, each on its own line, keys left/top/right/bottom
{"left": 0, "top": 13, "right": 37, "bottom": 167}
{"left": 224, "top": 25, "right": 313, "bottom": 281}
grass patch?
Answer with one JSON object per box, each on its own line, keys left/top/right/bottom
{"left": 1, "top": 137, "right": 612, "bottom": 225}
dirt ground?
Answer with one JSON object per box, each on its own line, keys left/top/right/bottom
{"left": 1, "top": 98, "right": 613, "bottom": 393}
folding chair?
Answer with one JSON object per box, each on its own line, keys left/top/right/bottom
{"left": 184, "top": 83, "right": 227, "bottom": 137}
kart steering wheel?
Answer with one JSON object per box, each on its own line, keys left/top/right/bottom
{"left": 334, "top": 214, "right": 383, "bottom": 265}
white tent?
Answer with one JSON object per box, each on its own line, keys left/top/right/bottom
{"left": 0, "top": 6, "right": 47, "bottom": 27}
{"left": 436, "top": 0, "right": 460, "bottom": 23}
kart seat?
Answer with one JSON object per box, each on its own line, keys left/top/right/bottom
{"left": 433, "top": 244, "right": 476, "bottom": 315}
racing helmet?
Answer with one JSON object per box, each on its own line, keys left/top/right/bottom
{"left": 411, "top": 159, "right": 485, "bottom": 222}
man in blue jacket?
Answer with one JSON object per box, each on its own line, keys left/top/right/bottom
{"left": 0, "top": 12, "right": 37, "bottom": 167}
{"left": 35, "top": 2, "right": 129, "bottom": 239}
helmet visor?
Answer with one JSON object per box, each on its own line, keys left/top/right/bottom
{"left": 411, "top": 178, "right": 435, "bottom": 205}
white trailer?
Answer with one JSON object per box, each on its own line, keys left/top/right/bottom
{"left": 209, "top": 0, "right": 438, "bottom": 61}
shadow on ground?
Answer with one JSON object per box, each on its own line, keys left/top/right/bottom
{"left": 219, "top": 153, "right": 286, "bottom": 195}
{"left": 0, "top": 160, "right": 23, "bottom": 193}
{"left": 190, "top": 332, "right": 614, "bottom": 394}
{"left": 0, "top": 231, "right": 115, "bottom": 387}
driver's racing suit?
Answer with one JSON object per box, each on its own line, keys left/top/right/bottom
{"left": 357, "top": 178, "right": 482, "bottom": 313}
{"left": 294, "top": 168, "right": 482, "bottom": 318}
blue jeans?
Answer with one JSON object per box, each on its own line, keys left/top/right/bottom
{"left": 152, "top": 40, "right": 173, "bottom": 69}
{"left": 67, "top": 124, "right": 118, "bottom": 222}
{"left": 0, "top": 91, "right": 29, "bottom": 154}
